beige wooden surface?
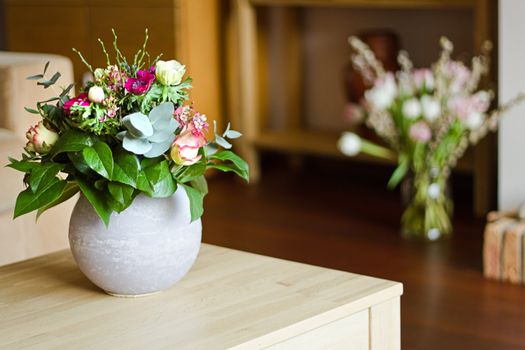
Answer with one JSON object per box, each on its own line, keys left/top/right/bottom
{"left": 0, "top": 244, "right": 402, "bottom": 349}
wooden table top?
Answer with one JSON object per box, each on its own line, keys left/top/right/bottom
{"left": 0, "top": 244, "right": 402, "bottom": 349}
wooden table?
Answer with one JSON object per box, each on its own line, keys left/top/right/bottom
{"left": 0, "top": 244, "right": 403, "bottom": 349}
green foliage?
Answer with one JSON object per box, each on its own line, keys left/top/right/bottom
{"left": 208, "top": 150, "right": 249, "bottom": 182}
{"left": 182, "top": 184, "right": 204, "bottom": 222}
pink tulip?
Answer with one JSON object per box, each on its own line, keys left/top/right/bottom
{"left": 409, "top": 121, "right": 432, "bottom": 143}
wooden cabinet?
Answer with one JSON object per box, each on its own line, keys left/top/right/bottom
{"left": 228, "top": 0, "right": 495, "bottom": 215}
{"left": 4, "top": 0, "right": 224, "bottom": 128}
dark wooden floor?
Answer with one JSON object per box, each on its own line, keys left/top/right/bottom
{"left": 202, "top": 156, "right": 525, "bottom": 350}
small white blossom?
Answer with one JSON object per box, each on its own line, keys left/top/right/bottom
{"left": 465, "top": 112, "right": 484, "bottom": 130}
{"left": 421, "top": 95, "right": 441, "bottom": 121}
{"left": 427, "top": 228, "right": 441, "bottom": 241}
{"left": 402, "top": 98, "right": 421, "bottom": 120}
{"left": 427, "top": 183, "right": 441, "bottom": 199}
{"left": 365, "top": 73, "right": 397, "bottom": 110}
{"left": 338, "top": 132, "right": 362, "bottom": 156}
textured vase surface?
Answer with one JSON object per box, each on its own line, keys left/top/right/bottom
{"left": 69, "top": 187, "right": 202, "bottom": 297}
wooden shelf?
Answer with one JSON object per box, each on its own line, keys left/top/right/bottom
{"left": 230, "top": 0, "right": 493, "bottom": 213}
{"left": 251, "top": 0, "right": 479, "bottom": 9}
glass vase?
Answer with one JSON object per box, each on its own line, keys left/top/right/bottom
{"left": 400, "top": 170, "right": 453, "bottom": 241}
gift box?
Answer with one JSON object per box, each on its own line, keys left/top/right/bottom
{"left": 483, "top": 211, "right": 525, "bottom": 284}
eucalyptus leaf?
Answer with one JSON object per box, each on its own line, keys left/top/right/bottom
{"left": 224, "top": 130, "right": 242, "bottom": 139}
{"left": 215, "top": 135, "right": 232, "bottom": 149}
{"left": 26, "top": 74, "right": 44, "bottom": 81}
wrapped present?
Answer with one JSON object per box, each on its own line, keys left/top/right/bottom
{"left": 483, "top": 207, "right": 525, "bottom": 284}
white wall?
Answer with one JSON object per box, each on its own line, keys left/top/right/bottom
{"left": 499, "top": 0, "right": 525, "bottom": 210}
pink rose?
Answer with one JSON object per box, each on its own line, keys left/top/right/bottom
{"left": 25, "top": 121, "right": 59, "bottom": 154}
{"left": 409, "top": 121, "right": 432, "bottom": 143}
{"left": 63, "top": 93, "right": 89, "bottom": 115}
{"left": 170, "top": 124, "right": 207, "bottom": 166}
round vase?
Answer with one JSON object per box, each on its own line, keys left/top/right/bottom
{"left": 69, "top": 187, "right": 202, "bottom": 297}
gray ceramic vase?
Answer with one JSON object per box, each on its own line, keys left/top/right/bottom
{"left": 69, "top": 187, "right": 202, "bottom": 297}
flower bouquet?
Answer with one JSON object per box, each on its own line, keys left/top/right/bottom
{"left": 10, "top": 30, "right": 248, "bottom": 225}
{"left": 339, "top": 37, "right": 524, "bottom": 241}
{"left": 8, "top": 31, "right": 248, "bottom": 296}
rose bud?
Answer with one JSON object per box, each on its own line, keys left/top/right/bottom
{"left": 25, "top": 121, "right": 59, "bottom": 154}
{"left": 170, "top": 125, "right": 207, "bottom": 166}
{"left": 88, "top": 86, "right": 105, "bottom": 103}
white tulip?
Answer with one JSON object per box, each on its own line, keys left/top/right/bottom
{"left": 465, "top": 112, "right": 484, "bottom": 130}
{"left": 365, "top": 74, "right": 397, "bottom": 110}
{"left": 338, "top": 132, "right": 362, "bottom": 156}
{"left": 156, "top": 60, "right": 186, "bottom": 86}
{"left": 421, "top": 95, "right": 441, "bottom": 121}
{"left": 402, "top": 98, "right": 421, "bottom": 120}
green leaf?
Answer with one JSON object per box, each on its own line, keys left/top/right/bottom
{"left": 7, "top": 158, "right": 40, "bottom": 173}
{"left": 14, "top": 179, "right": 67, "bottom": 218}
{"left": 67, "top": 152, "right": 94, "bottom": 175}
{"left": 50, "top": 129, "right": 96, "bottom": 157}
{"left": 108, "top": 182, "right": 135, "bottom": 212}
{"left": 137, "top": 171, "right": 153, "bottom": 193}
{"left": 176, "top": 161, "right": 206, "bottom": 183}
{"left": 76, "top": 176, "right": 112, "bottom": 227}
{"left": 36, "top": 182, "right": 79, "bottom": 219}
{"left": 24, "top": 107, "right": 40, "bottom": 114}
{"left": 182, "top": 184, "right": 204, "bottom": 222}
{"left": 388, "top": 154, "right": 409, "bottom": 189}
{"left": 144, "top": 160, "right": 176, "bottom": 198}
{"left": 190, "top": 175, "right": 208, "bottom": 195}
{"left": 209, "top": 150, "right": 249, "bottom": 182}
{"left": 82, "top": 142, "right": 114, "bottom": 179}
{"left": 113, "top": 150, "right": 140, "bottom": 187}
{"left": 28, "top": 163, "right": 64, "bottom": 193}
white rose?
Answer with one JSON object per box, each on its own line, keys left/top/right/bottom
{"left": 88, "top": 86, "right": 105, "bottom": 103}
{"left": 465, "top": 112, "right": 484, "bottom": 130}
{"left": 421, "top": 95, "right": 441, "bottom": 121}
{"left": 338, "top": 132, "right": 362, "bottom": 156}
{"left": 365, "top": 73, "right": 397, "bottom": 110}
{"left": 402, "top": 98, "right": 421, "bottom": 120}
{"left": 155, "top": 60, "right": 186, "bottom": 86}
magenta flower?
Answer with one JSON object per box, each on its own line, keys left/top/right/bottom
{"left": 125, "top": 68, "right": 155, "bottom": 95}
{"left": 63, "top": 93, "right": 89, "bottom": 115}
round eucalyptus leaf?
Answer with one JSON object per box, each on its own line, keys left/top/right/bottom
{"left": 123, "top": 113, "right": 153, "bottom": 138}
{"left": 123, "top": 135, "right": 153, "bottom": 155}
